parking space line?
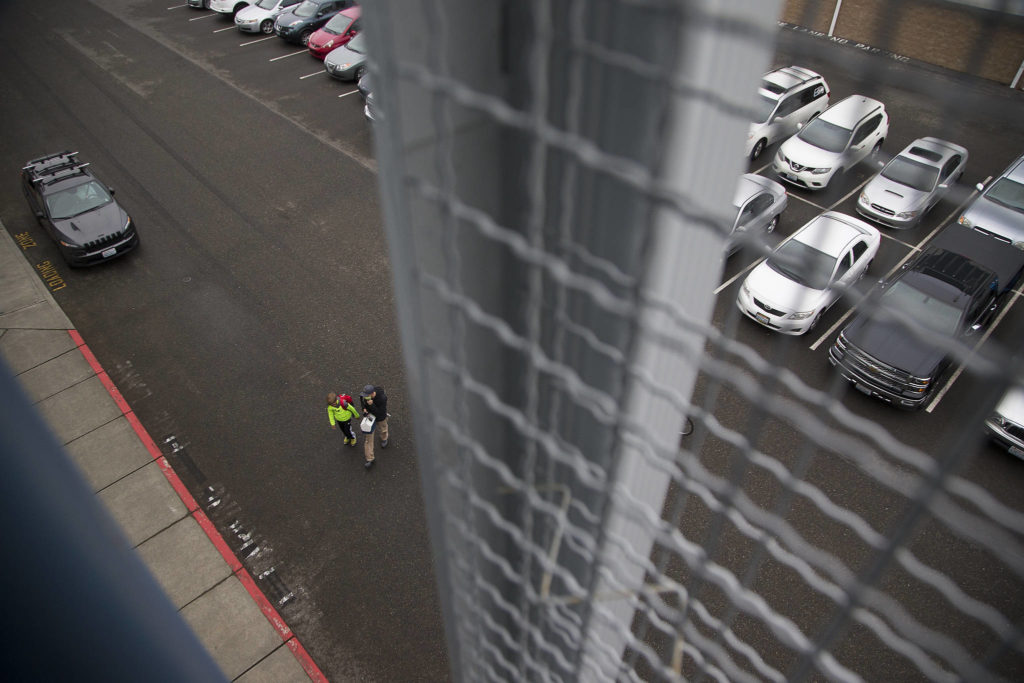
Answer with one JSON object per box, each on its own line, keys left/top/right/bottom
{"left": 189, "top": 13, "right": 217, "bottom": 21}
{"left": 830, "top": 177, "right": 871, "bottom": 211}
{"left": 270, "top": 50, "right": 308, "bottom": 61}
{"left": 879, "top": 232, "right": 917, "bottom": 251}
{"left": 240, "top": 36, "right": 275, "bottom": 46}
{"left": 213, "top": 26, "right": 235, "bottom": 33}
{"left": 167, "top": 4, "right": 187, "bottom": 9}
{"left": 338, "top": 89, "right": 360, "bottom": 98}
{"left": 808, "top": 178, "right": 993, "bottom": 351}
{"left": 786, "top": 192, "right": 828, "bottom": 212}
{"left": 925, "top": 286, "right": 1023, "bottom": 413}
{"left": 300, "top": 71, "right": 323, "bottom": 80}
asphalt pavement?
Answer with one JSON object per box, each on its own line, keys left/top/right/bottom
{"left": 0, "top": 220, "right": 323, "bottom": 682}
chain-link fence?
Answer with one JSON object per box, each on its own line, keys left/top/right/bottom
{"left": 361, "top": 1, "right": 1024, "bottom": 680}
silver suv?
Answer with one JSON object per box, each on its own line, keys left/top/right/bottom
{"left": 773, "top": 95, "right": 888, "bottom": 191}
{"left": 957, "top": 153, "right": 1024, "bottom": 247}
{"left": 745, "top": 66, "right": 829, "bottom": 161}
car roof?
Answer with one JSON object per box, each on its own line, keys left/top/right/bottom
{"left": 761, "top": 66, "right": 822, "bottom": 95}
{"left": 819, "top": 95, "right": 885, "bottom": 128}
{"left": 793, "top": 211, "right": 877, "bottom": 255}
{"left": 896, "top": 137, "right": 966, "bottom": 167}
{"left": 732, "top": 173, "right": 780, "bottom": 206}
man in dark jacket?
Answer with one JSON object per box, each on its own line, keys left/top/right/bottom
{"left": 360, "top": 384, "right": 389, "bottom": 466}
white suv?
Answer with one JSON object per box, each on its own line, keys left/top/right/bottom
{"left": 773, "top": 95, "right": 889, "bottom": 191}
{"left": 745, "top": 66, "right": 829, "bottom": 161}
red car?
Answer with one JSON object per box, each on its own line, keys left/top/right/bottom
{"left": 307, "top": 6, "right": 360, "bottom": 60}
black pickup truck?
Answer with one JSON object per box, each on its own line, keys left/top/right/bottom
{"left": 828, "top": 223, "right": 1024, "bottom": 409}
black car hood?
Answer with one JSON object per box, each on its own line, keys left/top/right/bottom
{"left": 842, "top": 312, "right": 950, "bottom": 378}
{"left": 53, "top": 202, "right": 127, "bottom": 245}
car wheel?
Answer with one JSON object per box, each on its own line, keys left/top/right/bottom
{"left": 750, "top": 138, "right": 767, "bottom": 161}
{"left": 233, "top": 3, "right": 246, "bottom": 16}
{"left": 300, "top": 29, "right": 312, "bottom": 45}
{"left": 355, "top": 65, "right": 367, "bottom": 80}
{"left": 260, "top": 19, "right": 274, "bottom": 34}
{"left": 766, "top": 216, "right": 778, "bottom": 233}
{"left": 871, "top": 139, "right": 884, "bottom": 160}
{"left": 808, "top": 311, "right": 823, "bottom": 331}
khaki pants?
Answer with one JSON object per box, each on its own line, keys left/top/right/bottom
{"left": 363, "top": 418, "right": 388, "bottom": 461}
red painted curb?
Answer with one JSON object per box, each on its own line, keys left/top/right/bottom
{"left": 68, "top": 330, "right": 327, "bottom": 682}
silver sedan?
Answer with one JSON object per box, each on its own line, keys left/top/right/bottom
{"left": 726, "top": 173, "right": 788, "bottom": 256}
{"left": 856, "top": 137, "right": 968, "bottom": 229}
{"left": 736, "top": 211, "right": 880, "bottom": 335}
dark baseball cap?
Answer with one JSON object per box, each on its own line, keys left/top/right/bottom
{"left": 360, "top": 385, "right": 374, "bottom": 397}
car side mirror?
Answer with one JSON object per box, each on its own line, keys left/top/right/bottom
{"left": 796, "top": 122, "right": 804, "bottom": 130}
{"left": 108, "top": 187, "right": 116, "bottom": 195}
{"left": 976, "top": 182, "right": 985, "bottom": 192}
{"left": 34, "top": 210, "right": 44, "bottom": 219}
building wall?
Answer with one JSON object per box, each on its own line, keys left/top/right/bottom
{"left": 782, "top": 0, "right": 1024, "bottom": 87}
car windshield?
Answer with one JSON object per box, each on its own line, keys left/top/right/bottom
{"left": 984, "top": 177, "right": 1024, "bottom": 213}
{"left": 751, "top": 94, "right": 777, "bottom": 124}
{"left": 345, "top": 33, "right": 367, "bottom": 54}
{"left": 323, "top": 12, "right": 350, "bottom": 33}
{"left": 256, "top": 0, "right": 277, "bottom": 9}
{"left": 293, "top": 0, "right": 318, "bottom": 18}
{"left": 881, "top": 156, "right": 939, "bottom": 192}
{"left": 797, "top": 118, "right": 850, "bottom": 153}
{"left": 881, "top": 278, "right": 964, "bottom": 336}
{"left": 766, "top": 238, "right": 836, "bottom": 290}
{"left": 45, "top": 180, "right": 113, "bottom": 219}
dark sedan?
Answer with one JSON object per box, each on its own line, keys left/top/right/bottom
{"left": 274, "top": 0, "right": 354, "bottom": 46}
{"left": 21, "top": 151, "right": 139, "bottom": 266}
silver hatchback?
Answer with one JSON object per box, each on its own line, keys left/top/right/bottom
{"left": 958, "top": 152, "right": 1024, "bottom": 246}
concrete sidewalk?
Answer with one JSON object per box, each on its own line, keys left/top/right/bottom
{"left": 0, "top": 222, "right": 323, "bottom": 683}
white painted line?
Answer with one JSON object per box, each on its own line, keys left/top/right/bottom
{"left": 300, "top": 71, "right": 324, "bottom": 80}
{"left": 338, "top": 89, "right": 360, "bottom": 98}
{"left": 167, "top": 4, "right": 187, "bottom": 9}
{"left": 830, "top": 176, "right": 871, "bottom": 210}
{"left": 240, "top": 36, "right": 276, "bottom": 46}
{"left": 269, "top": 50, "right": 308, "bottom": 62}
{"left": 925, "top": 286, "right": 1024, "bottom": 413}
{"left": 213, "top": 25, "right": 235, "bottom": 33}
{"left": 788, "top": 192, "right": 828, "bottom": 212}
{"left": 808, "top": 178, "right": 992, "bottom": 351}
{"left": 879, "top": 231, "right": 917, "bottom": 252}
{"left": 189, "top": 13, "right": 217, "bottom": 21}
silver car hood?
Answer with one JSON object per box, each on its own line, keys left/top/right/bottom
{"left": 237, "top": 5, "right": 275, "bottom": 21}
{"left": 994, "top": 386, "right": 1024, "bottom": 425}
{"left": 778, "top": 136, "right": 841, "bottom": 169}
{"left": 961, "top": 194, "right": 1024, "bottom": 243}
{"left": 863, "top": 174, "right": 929, "bottom": 213}
{"left": 745, "top": 260, "right": 823, "bottom": 313}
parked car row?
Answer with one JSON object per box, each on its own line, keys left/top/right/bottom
{"left": 736, "top": 66, "right": 1024, "bottom": 432}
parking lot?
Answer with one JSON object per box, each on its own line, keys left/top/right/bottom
{"left": 1, "top": 1, "right": 1022, "bottom": 679}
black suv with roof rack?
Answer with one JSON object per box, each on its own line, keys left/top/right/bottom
{"left": 828, "top": 223, "right": 1024, "bottom": 409}
{"left": 21, "top": 151, "right": 139, "bottom": 266}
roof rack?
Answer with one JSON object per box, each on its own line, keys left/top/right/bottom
{"left": 32, "top": 162, "right": 91, "bottom": 186}
{"left": 23, "top": 151, "right": 78, "bottom": 171}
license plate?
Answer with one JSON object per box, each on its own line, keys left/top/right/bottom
{"left": 855, "top": 383, "right": 872, "bottom": 396}
{"left": 102, "top": 247, "right": 117, "bottom": 258}
{"left": 755, "top": 312, "right": 770, "bottom": 325}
